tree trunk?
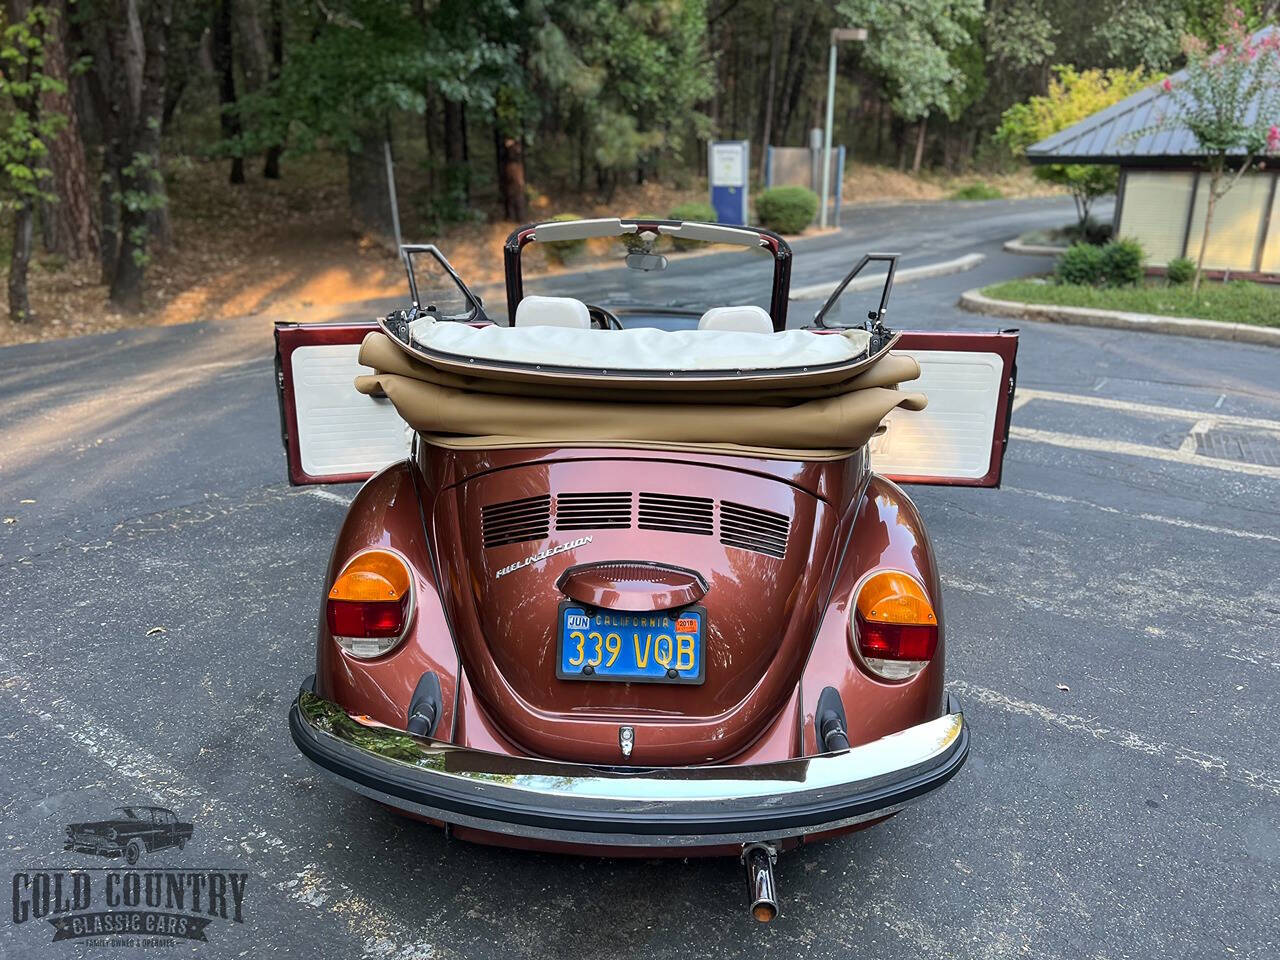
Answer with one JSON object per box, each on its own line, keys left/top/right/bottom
{"left": 99, "top": 159, "right": 120, "bottom": 283}
{"left": 213, "top": 0, "right": 244, "bottom": 184}
{"left": 44, "top": 0, "right": 100, "bottom": 262}
{"left": 911, "top": 118, "right": 927, "bottom": 174}
{"left": 442, "top": 97, "right": 468, "bottom": 203}
{"left": 9, "top": 201, "right": 35, "bottom": 323}
{"left": 106, "top": 0, "right": 176, "bottom": 312}
{"left": 347, "top": 130, "right": 395, "bottom": 243}
{"left": 758, "top": 5, "right": 781, "bottom": 178}
{"left": 263, "top": 0, "right": 283, "bottom": 178}
{"left": 1192, "top": 170, "right": 1219, "bottom": 296}
{"left": 495, "top": 124, "right": 528, "bottom": 223}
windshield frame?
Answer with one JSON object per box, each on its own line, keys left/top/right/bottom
{"left": 503, "top": 218, "right": 792, "bottom": 331}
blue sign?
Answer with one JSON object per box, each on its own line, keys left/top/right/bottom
{"left": 708, "top": 140, "right": 749, "bottom": 226}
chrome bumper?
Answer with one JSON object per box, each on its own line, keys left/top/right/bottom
{"left": 289, "top": 686, "right": 968, "bottom": 848}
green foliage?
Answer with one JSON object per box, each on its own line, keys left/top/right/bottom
{"left": 755, "top": 186, "right": 819, "bottom": 235}
{"left": 997, "top": 66, "right": 1156, "bottom": 225}
{"left": 1166, "top": 256, "right": 1196, "bottom": 284}
{"left": 542, "top": 213, "right": 587, "bottom": 264}
{"left": 838, "top": 0, "right": 985, "bottom": 123}
{"left": 984, "top": 276, "right": 1280, "bottom": 327}
{"left": 1100, "top": 238, "right": 1145, "bottom": 285}
{"left": 950, "top": 182, "right": 1003, "bottom": 200}
{"left": 0, "top": 5, "right": 67, "bottom": 208}
{"left": 668, "top": 201, "right": 716, "bottom": 223}
{"left": 668, "top": 201, "right": 716, "bottom": 250}
{"left": 1056, "top": 242, "right": 1107, "bottom": 285}
{"left": 1056, "top": 238, "right": 1146, "bottom": 285}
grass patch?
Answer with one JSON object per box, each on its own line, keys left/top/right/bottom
{"left": 950, "top": 182, "right": 1003, "bottom": 201}
{"left": 983, "top": 278, "right": 1280, "bottom": 327}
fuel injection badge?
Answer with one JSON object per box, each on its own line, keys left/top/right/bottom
{"left": 495, "top": 536, "right": 592, "bottom": 580}
{"left": 9, "top": 805, "right": 249, "bottom": 948}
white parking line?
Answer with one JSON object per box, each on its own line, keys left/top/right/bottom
{"left": 1016, "top": 387, "right": 1280, "bottom": 432}
{"left": 1010, "top": 425, "right": 1280, "bottom": 479}
{"left": 1002, "top": 486, "right": 1280, "bottom": 544}
{"left": 308, "top": 488, "right": 354, "bottom": 505}
{"left": 949, "top": 679, "right": 1280, "bottom": 797}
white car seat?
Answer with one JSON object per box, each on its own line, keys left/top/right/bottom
{"left": 514, "top": 295, "right": 592, "bottom": 328}
{"left": 697, "top": 305, "right": 773, "bottom": 334}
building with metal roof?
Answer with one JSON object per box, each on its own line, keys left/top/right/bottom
{"left": 1026, "top": 27, "right": 1280, "bottom": 279}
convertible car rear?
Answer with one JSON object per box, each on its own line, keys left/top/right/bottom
{"left": 276, "top": 217, "right": 1017, "bottom": 920}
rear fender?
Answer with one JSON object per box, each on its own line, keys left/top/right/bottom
{"left": 798, "top": 475, "right": 945, "bottom": 754}
{"left": 315, "top": 461, "right": 460, "bottom": 738}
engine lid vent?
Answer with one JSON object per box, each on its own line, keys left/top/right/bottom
{"left": 482, "top": 494, "right": 551, "bottom": 548}
{"left": 555, "top": 492, "right": 632, "bottom": 530}
{"left": 719, "top": 501, "right": 789, "bottom": 558}
{"left": 638, "top": 493, "right": 714, "bottom": 536}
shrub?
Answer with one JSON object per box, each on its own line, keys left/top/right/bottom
{"left": 950, "top": 182, "right": 1003, "bottom": 201}
{"left": 1100, "top": 238, "right": 1145, "bottom": 286}
{"left": 667, "top": 201, "right": 717, "bottom": 250}
{"left": 622, "top": 212, "right": 665, "bottom": 252}
{"left": 668, "top": 201, "right": 716, "bottom": 223}
{"left": 1166, "top": 256, "right": 1195, "bottom": 285}
{"left": 1055, "top": 242, "right": 1106, "bottom": 285}
{"left": 755, "top": 186, "right": 819, "bottom": 234}
{"left": 542, "top": 213, "right": 587, "bottom": 264}
{"left": 1083, "top": 218, "right": 1114, "bottom": 246}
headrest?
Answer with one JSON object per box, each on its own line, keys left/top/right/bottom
{"left": 697, "top": 305, "right": 774, "bottom": 334}
{"left": 515, "top": 295, "right": 591, "bottom": 328}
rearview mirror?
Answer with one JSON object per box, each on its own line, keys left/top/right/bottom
{"left": 625, "top": 252, "right": 668, "bottom": 272}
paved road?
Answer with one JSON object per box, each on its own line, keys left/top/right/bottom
{"left": 1, "top": 196, "right": 1277, "bottom": 960}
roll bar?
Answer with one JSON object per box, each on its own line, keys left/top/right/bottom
{"left": 503, "top": 219, "right": 793, "bottom": 331}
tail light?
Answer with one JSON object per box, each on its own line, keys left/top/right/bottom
{"left": 852, "top": 571, "right": 938, "bottom": 681}
{"left": 326, "top": 550, "right": 414, "bottom": 659}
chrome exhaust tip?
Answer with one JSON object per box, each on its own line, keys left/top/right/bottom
{"left": 742, "top": 843, "right": 779, "bottom": 922}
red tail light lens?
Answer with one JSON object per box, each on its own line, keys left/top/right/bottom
{"left": 326, "top": 550, "right": 414, "bottom": 659}
{"left": 852, "top": 571, "right": 938, "bottom": 681}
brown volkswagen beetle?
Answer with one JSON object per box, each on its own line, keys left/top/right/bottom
{"left": 276, "top": 218, "right": 1017, "bottom": 921}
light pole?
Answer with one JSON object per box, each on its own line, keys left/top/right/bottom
{"left": 820, "top": 27, "right": 866, "bottom": 229}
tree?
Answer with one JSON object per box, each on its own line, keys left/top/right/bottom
{"left": 1, "top": 0, "right": 67, "bottom": 323}
{"left": 997, "top": 66, "right": 1155, "bottom": 228}
{"left": 837, "top": 0, "right": 984, "bottom": 173}
{"left": 39, "top": 0, "right": 96, "bottom": 261}
{"left": 212, "top": 0, "right": 244, "bottom": 184}
{"left": 99, "top": 0, "right": 175, "bottom": 311}
{"left": 1142, "top": 8, "right": 1280, "bottom": 292}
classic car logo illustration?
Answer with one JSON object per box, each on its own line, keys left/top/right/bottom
{"left": 64, "top": 805, "right": 193, "bottom": 866}
{"left": 9, "top": 805, "right": 248, "bottom": 948}
{"left": 494, "top": 535, "right": 592, "bottom": 579}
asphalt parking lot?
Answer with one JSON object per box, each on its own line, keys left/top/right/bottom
{"left": 1, "top": 196, "right": 1277, "bottom": 959}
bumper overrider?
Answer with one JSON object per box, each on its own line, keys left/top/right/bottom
{"left": 288, "top": 680, "right": 969, "bottom": 848}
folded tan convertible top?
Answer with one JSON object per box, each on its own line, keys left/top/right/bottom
{"left": 354, "top": 328, "right": 926, "bottom": 459}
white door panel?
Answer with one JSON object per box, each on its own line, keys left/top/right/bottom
{"left": 870, "top": 349, "right": 1009, "bottom": 484}
{"left": 290, "top": 343, "right": 410, "bottom": 481}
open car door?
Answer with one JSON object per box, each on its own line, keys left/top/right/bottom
{"left": 275, "top": 319, "right": 407, "bottom": 485}
{"left": 275, "top": 245, "right": 483, "bottom": 485}
{"left": 812, "top": 253, "right": 1018, "bottom": 487}
{"left": 871, "top": 330, "right": 1018, "bottom": 487}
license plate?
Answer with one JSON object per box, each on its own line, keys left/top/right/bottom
{"left": 556, "top": 603, "right": 705, "bottom": 684}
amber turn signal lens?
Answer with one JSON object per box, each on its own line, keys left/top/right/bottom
{"left": 853, "top": 571, "right": 938, "bottom": 681}
{"left": 327, "top": 550, "right": 413, "bottom": 658}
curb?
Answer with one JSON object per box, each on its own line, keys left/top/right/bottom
{"left": 790, "top": 252, "right": 985, "bottom": 301}
{"left": 1003, "top": 238, "right": 1067, "bottom": 256}
{"left": 958, "top": 288, "right": 1280, "bottom": 347}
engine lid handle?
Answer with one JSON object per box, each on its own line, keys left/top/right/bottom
{"left": 556, "top": 561, "right": 708, "bottom": 611}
